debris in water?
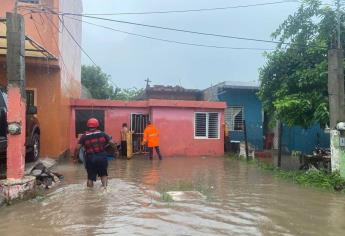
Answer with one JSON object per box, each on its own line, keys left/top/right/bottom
{"left": 26, "top": 159, "right": 63, "bottom": 190}
{"left": 166, "top": 191, "right": 206, "bottom": 201}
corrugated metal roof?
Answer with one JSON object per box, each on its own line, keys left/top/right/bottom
{"left": 217, "top": 81, "right": 259, "bottom": 90}
{"left": 0, "top": 19, "right": 56, "bottom": 59}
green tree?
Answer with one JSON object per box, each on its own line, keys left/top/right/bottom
{"left": 112, "top": 87, "right": 144, "bottom": 100}
{"left": 81, "top": 65, "right": 115, "bottom": 99}
{"left": 81, "top": 65, "right": 144, "bottom": 100}
{"left": 258, "top": 0, "right": 344, "bottom": 128}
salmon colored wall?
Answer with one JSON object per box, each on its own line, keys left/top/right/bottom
{"left": 69, "top": 107, "right": 149, "bottom": 152}
{"left": 152, "top": 107, "right": 225, "bottom": 157}
{"left": 106, "top": 108, "right": 149, "bottom": 143}
{"left": 69, "top": 99, "right": 225, "bottom": 157}
{"left": 1, "top": 0, "right": 82, "bottom": 157}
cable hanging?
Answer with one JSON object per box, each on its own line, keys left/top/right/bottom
{"left": 63, "top": 1, "right": 300, "bottom": 16}
{"left": 67, "top": 16, "right": 274, "bottom": 51}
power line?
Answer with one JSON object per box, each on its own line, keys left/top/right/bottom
{"left": 62, "top": 1, "right": 299, "bottom": 16}
{"left": 32, "top": 5, "right": 329, "bottom": 50}
{"left": 66, "top": 16, "right": 274, "bottom": 51}
{"left": 57, "top": 15, "right": 98, "bottom": 66}
{"left": 65, "top": 14, "right": 288, "bottom": 45}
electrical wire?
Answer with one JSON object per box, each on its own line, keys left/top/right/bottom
{"left": 63, "top": 1, "right": 299, "bottom": 16}
{"left": 26, "top": 7, "right": 289, "bottom": 45}
{"left": 57, "top": 15, "right": 98, "bottom": 67}
{"left": 66, "top": 16, "right": 274, "bottom": 51}
{"left": 65, "top": 14, "right": 288, "bottom": 45}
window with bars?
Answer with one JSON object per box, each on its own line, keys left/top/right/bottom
{"left": 19, "top": 0, "right": 40, "bottom": 4}
{"left": 26, "top": 90, "right": 35, "bottom": 107}
{"left": 194, "top": 112, "right": 220, "bottom": 139}
{"left": 225, "top": 106, "right": 244, "bottom": 131}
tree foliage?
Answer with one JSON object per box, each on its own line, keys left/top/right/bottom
{"left": 258, "top": 0, "right": 345, "bottom": 128}
{"left": 81, "top": 65, "right": 143, "bottom": 100}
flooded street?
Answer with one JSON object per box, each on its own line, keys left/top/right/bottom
{"left": 1, "top": 157, "right": 345, "bottom": 236}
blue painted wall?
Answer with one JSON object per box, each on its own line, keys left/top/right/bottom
{"left": 282, "top": 124, "right": 330, "bottom": 154}
{"left": 217, "top": 87, "right": 330, "bottom": 154}
{"left": 218, "top": 88, "right": 263, "bottom": 149}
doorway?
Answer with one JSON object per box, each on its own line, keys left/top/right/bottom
{"left": 131, "top": 113, "right": 149, "bottom": 154}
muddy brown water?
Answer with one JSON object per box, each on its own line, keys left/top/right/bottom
{"left": 0, "top": 157, "right": 345, "bottom": 236}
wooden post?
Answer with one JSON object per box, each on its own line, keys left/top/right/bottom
{"left": 6, "top": 12, "right": 26, "bottom": 179}
{"left": 243, "top": 120, "right": 249, "bottom": 160}
{"left": 278, "top": 121, "right": 283, "bottom": 168}
{"left": 126, "top": 131, "right": 133, "bottom": 159}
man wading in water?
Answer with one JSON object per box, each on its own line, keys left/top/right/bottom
{"left": 77, "top": 118, "right": 111, "bottom": 189}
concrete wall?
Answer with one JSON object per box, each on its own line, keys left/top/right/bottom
{"left": 57, "top": 0, "right": 82, "bottom": 155}
{"left": 219, "top": 88, "right": 263, "bottom": 150}
{"left": 70, "top": 99, "right": 226, "bottom": 157}
{"left": 152, "top": 107, "right": 224, "bottom": 157}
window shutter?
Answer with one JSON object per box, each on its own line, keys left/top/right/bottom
{"left": 208, "top": 113, "right": 219, "bottom": 138}
{"left": 195, "top": 113, "right": 207, "bottom": 137}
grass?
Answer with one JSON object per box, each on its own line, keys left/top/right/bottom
{"left": 227, "top": 154, "right": 345, "bottom": 193}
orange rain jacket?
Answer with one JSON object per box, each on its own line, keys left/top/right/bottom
{"left": 143, "top": 124, "right": 160, "bottom": 147}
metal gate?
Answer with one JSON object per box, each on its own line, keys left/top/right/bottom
{"left": 131, "top": 113, "right": 149, "bottom": 154}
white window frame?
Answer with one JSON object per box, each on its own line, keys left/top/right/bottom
{"left": 226, "top": 106, "right": 244, "bottom": 132}
{"left": 194, "top": 112, "right": 220, "bottom": 140}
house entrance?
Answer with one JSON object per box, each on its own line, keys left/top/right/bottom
{"left": 131, "top": 113, "right": 149, "bottom": 154}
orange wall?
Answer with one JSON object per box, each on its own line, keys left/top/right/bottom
{"left": 0, "top": 66, "right": 63, "bottom": 156}
{"left": 57, "top": 0, "right": 82, "bottom": 155}
{"left": 1, "top": 0, "right": 82, "bottom": 157}
{"left": 1, "top": 0, "right": 60, "bottom": 57}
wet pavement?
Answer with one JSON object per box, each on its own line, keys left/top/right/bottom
{"left": 0, "top": 156, "right": 345, "bottom": 236}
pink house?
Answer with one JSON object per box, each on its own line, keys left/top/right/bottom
{"left": 70, "top": 99, "right": 226, "bottom": 157}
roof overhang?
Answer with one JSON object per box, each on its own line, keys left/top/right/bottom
{"left": 212, "top": 81, "right": 259, "bottom": 90}
{"left": 0, "top": 18, "right": 57, "bottom": 60}
{"left": 70, "top": 99, "right": 227, "bottom": 110}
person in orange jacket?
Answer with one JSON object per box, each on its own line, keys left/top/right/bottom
{"left": 142, "top": 120, "right": 163, "bottom": 160}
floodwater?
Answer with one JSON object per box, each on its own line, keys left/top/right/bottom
{"left": 0, "top": 157, "right": 345, "bottom": 236}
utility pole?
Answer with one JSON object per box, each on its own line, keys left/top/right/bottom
{"left": 337, "top": 0, "right": 341, "bottom": 49}
{"left": 329, "top": 0, "right": 345, "bottom": 177}
{"left": 6, "top": 11, "right": 27, "bottom": 179}
{"left": 0, "top": 5, "right": 35, "bottom": 204}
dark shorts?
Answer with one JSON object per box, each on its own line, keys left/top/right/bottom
{"left": 85, "top": 153, "right": 108, "bottom": 181}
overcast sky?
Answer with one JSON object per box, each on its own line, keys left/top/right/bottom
{"left": 79, "top": 0, "right": 309, "bottom": 89}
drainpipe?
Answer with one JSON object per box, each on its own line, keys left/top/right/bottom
{"left": 6, "top": 12, "right": 26, "bottom": 179}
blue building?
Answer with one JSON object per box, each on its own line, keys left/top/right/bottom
{"left": 204, "top": 81, "right": 329, "bottom": 154}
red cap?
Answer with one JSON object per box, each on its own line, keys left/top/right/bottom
{"left": 87, "top": 118, "right": 99, "bottom": 128}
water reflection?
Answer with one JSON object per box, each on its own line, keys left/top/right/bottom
{"left": 0, "top": 157, "right": 345, "bottom": 236}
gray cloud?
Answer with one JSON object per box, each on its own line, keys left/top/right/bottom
{"left": 81, "top": 0, "right": 300, "bottom": 89}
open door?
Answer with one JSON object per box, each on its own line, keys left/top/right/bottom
{"left": 131, "top": 113, "right": 149, "bottom": 154}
